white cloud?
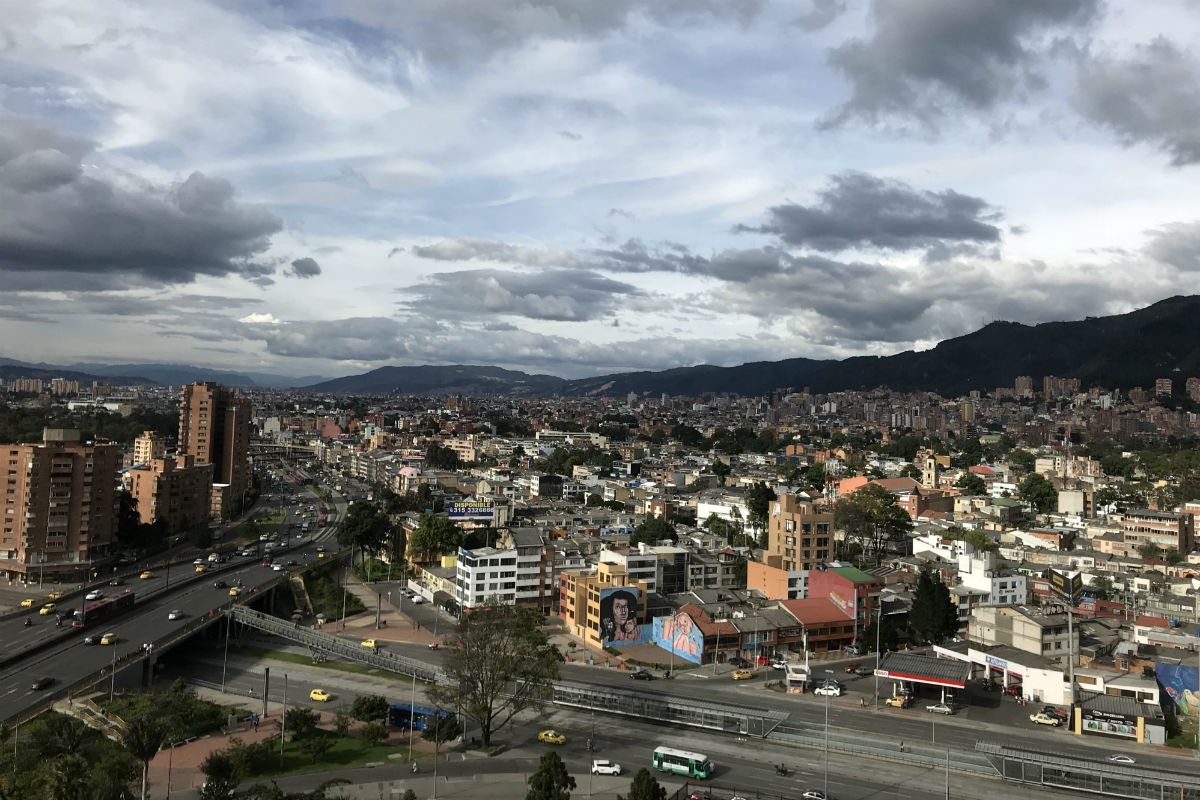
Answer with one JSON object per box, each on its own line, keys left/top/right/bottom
{"left": 239, "top": 312, "right": 282, "bottom": 324}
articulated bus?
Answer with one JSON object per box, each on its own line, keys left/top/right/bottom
{"left": 651, "top": 746, "right": 714, "bottom": 779}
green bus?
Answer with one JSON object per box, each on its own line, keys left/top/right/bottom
{"left": 651, "top": 746, "right": 715, "bottom": 779}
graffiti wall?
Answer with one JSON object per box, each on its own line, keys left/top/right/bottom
{"left": 652, "top": 611, "right": 704, "bottom": 664}
{"left": 599, "top": 586, "right": 649, "bottom": 645}
{"left": 1157, "top": 663, "right": 1200, "bottom": 714}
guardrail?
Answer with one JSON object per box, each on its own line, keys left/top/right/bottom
{"left": 767, "top": 723, "right": 997, "bottom": 776}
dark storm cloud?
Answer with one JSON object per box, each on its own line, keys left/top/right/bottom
{"left": 592, "top": 239, "right": 788, "bottom": 281}
{"left": 396, "top": 268, "right": 640, "bottom": 322}
{"left": 1144, "top": 221, "right": 1200, "bottom": 271}
{"left": 794, "top": 0, "right": 846, "bottom": 32}
{"left": 1074, "top": 38, "right": 1200, "bottom": 167}
{"left": 737, "top": 172, "right": 1003, "bottom": 254}
{"left": 258, "top": 317, "right": 406, "bottom": 361}
{"left": 0, "top": 115, "right": 284, "bottom": 288}
{"left": 286, "top": 257, "right": 323, "bottom": 278}
{"left": 823, "top": 0, "right": 1099, "bottom": 127}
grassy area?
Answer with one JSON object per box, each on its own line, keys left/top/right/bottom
{"left": 236, "top": 644, "right": 428, "bottom": 684}
{"left": 226, "top": 730, "right": 444, "bottom": 781}
{"left": 103, "top": 679, "right": 233, "bottom": 738}
{"left": 307, "top": 565, "right": 366, "bottom": 620}
{"left": 353, "top": 557, "right": 406, "bottom": 584}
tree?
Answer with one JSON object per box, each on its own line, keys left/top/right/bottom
{"left": 629, "top": 516, "right": 676, "bottom": 547}
{"left": 407, "top": 513, "right": 460, "bottom": 561}
{"left": 1018, "top": 473, "right": 1057, "bottom": 514}
{"left": 745, "top": 482, "right": 777, "bottom": 541}
{"left": 122, "top": 715, "right": 167, "bottom": 800}
{"left": 526, "top": 751, "right": 576, "bottom": 800}
{"left": 1089, "top": 575, "right": 1114, "bottom": 601}
{"left": 619, "top": 768, "right": 667, "bottom": 800}
{"left": 1137, "top": 542, "right": 1164, "bottom": 561}
{"left": 955, "top": 472, "right": 987, "bottom": 495}
{"left": 300, "top": 734, "right": 333, "bottom": 762}
{"left": 421, "top": 713, "right": 462, "bottom": 745}
{"left": 710, "top": 460, "right": 731, "bottom": 482}
{"left": 833, "top": 483, "right": 912, "bottom": 565}
{"left": 284, "top": 707, "right": 320, "bottom": 741}
{"left": 909, "top": 565, "right": 958, "bottom": 645}
{"left": 861, "top": 613, "right": 899, "bottom": 653}
{"left": 337, "top": 503, "right": 389, "bottom": 557}
{"left": 1165, "top": 548, "right": 1184, "bottom": 565}
{"left": 350, "top": 694, "right": 390, "bottom": 722}
{"left": 359, "top": 722, "right": 387, "bottom": 747}
{"left": 199, "top": 751, "right": 241, "bottom": 800}
{"left": 805, "top": 462, "right": 826, "bottom": 492}
{"left": 430, "top": 603, "right": 559, "bottom": 747}
{"left": 1008, "top": 449, "right": 1036, "bottom": 470}
{"left": 46, "top": 753, "right": 91, "bottom": 800}
{"left": 333, "top": 707, "right": 351, "bottom": 737}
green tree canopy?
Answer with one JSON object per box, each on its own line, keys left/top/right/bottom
{"left": 805, "top": 462, "right": 826, "bottom": 492}
{"left": 336, "top": 502, "right": 389, "bottom": 555}
{"left": 121, "top": 715, "right": 167, "bottom": 800}
{"left": 350, "top": 694, "right": 390, "bottom": 723}
{"left": 619, "top": 768, "right": 667, "bottom": 800}
{"left": 955, "top": 471, "right": 987, "bottom": 495}
{"left": 629, "top": 516, "right": 677, "bottom": 547}
{"left": 198, "top": 751, "right": 241, "bottom": 800}
{"left": 710, "top": 460, "right": 731, "bottom": 481}
{"left": 909, "top": 565, "right": 958, "bottom": 645}
{"left": 861, "top": 613, "right": 900, "bottom": 653}
{"left": 526, "top": 751, "right": 576, "bottom": 800}
{"left": 430, "top": 603, "right": 559, "bottom": 746}
{"left": 406, "top": 513, "right": 461, "bottom": 561}
{"left": 833, "top": 483, "right": 913, "bottom": 565}
{"left": 1018, "top": 473, "right": 1057, "bottom": 513}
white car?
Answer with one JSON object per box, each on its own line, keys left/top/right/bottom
{"left": 273, "top": 564, "right": 284, "bottom": 571}
{"left": 410, "top": 595, "right": 424, "bottom": 604}
{"left": 85, "top": 590, "right": 104, "bottom": 601}
{"left": 927, "top": 703, "right": 955, "bottom": 715}
{"left": 770, "top": 660, "right": 791, "bottom": 670}
{"left": 1107, "top": 754, "right": 1135, "bottom": 764}
{"left": 591, "top": 759, "right": 621, "bottom": 775}
{"left": 1030, "top": 712, "right": 1061, "bottom": 727}
{"left": 168, "top": 609, "right": 184, "bottom": 620}
{"left": 814, "top": 684, "right": 842, "bottom": 697}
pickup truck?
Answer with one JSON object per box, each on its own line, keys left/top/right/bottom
{"left": 1030, "top": 712, "right": 1062, "bottom": 727}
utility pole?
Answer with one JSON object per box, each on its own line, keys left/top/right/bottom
{"left": 874, "top": 606, "right": 882, "bottom": 712}
{"left": 280, "top": 673, "right": 287, "bottom": 767}
{"left": 221, "top": 601, "right": 233, "bottom": 692}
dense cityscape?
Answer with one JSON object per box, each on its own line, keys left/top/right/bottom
{"left": 2, "top": 368, "right": 1200, "bottom": 799}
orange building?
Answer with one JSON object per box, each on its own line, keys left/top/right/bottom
{"left": 0, "top": 429, "right": 120, "bottom": 582}
{"left": 126, "top": 453, "right": 213, "bottom": 536}
{"left": 765, "top": 493, "right": 834, "bottom": 571}
{"left": 178, "top": 382, "right": 252, "bottom": 518}
{"left": 559, "top": 559, "right": 648, "bottom": 649}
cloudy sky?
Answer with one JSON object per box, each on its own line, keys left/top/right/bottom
{"left": 3, "top": 0, "right": 1200, "bottom": 380}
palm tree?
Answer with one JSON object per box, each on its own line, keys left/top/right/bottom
{"left": 121, "top": 716, "right": 167, "bottom": 800}
{"left": 47, "top": 753, "right": 90, "bottom": 800}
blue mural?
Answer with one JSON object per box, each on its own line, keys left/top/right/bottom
{"left": 653, "top": 611, "right": 704, "bottom": 664}
{"left": 1157, "top": 663, "right": 1200, "bottom": 714}
{"left": 599, "top": 587, "right": 649, "bottom": 645}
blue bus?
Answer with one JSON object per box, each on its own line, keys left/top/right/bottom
{"left": 387, "top": 702, "right": 453, "bottom": 731}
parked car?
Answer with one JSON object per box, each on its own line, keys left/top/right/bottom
{"left": 729, "top": 656, "right": 751, "bottom": 669}
{"left": 1030, "top": 713, "right": 1062, "bottom": 727}
{"left": 844, "top": 645, "right": 862, "bottom": 655}
{"left": 927, "top": 703, "right": 955, "bottom": 715}
{"left": 591, "top": 759, "right": 622, "bottom": 775}
{"left": 885, "top": 696, "right": 912, "bottom": 709}
{"left": 1041, "top": 706, "right": 1069, "bottom": 722}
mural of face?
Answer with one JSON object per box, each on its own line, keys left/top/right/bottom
{"left": 612, "top": 596, "right": 631, "bottom": 629}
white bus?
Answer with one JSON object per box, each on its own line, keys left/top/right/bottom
{"left": 651, "top": 746, "right": 714, "bottom": 779}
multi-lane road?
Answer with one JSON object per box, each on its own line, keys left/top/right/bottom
{"left": 0, "top": 472, "right": 345, "bottom": 722}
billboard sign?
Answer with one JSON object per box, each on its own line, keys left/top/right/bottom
{"left": 447, "top": 499, "right": 495, "bottom": 521}
{"left": 599, "top": 586, "right": 648, "bottom": 645}
{"left": 1081, "top": 707, "right": 1137, "bottom": 738}
{"left": 1048, "top": 569, "right": 1083, "bottom": 606}
{"left": 653, "top": 612, "right": 704, "bottom": 664}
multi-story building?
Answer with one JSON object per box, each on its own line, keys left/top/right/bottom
{"left": 559, "top": 559, "right": 649, "bottom": 649}
{"left": 1121, "top": 508, "right": 1194, "bottom": 554}
{"left": 494, "top": 527, "right": 556, "bottom": 613}
{"left": 0, "top": 428, "right": 120, "bottom": 582}
{"left": 764, "top": 493, "right": 833, "bottom": 571}
{"left": 807, "top": 565, "right": 880, "bottom": 649}
{"left": 1155, "top": 378, "right": 1173, "bottom": 397}
{"left": 125, "top": 453, "right": 213, "bottom": 537}
{"left": 178, "top": 382, "right": 252, "bottom": 518}
{"left": 599, "top": 545, "right": 659, "bottom": 592}
{"left": 132, "top": 430, "right": 167, "bottom": 465}
{"left": 969, "top": 605, "right": 1078, "bottom": 667}
{"left": 455, "top": 546, "right": 518, "bottom": 609}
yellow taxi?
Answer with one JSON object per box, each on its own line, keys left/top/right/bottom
{"left": 39, "top": 603, "right": 57, "bottom": 615}
{"left": 731, "top": 668, "right": 753, "bottom": 681}
{"left": 140, "top": 571, "right": 153, "bottom": 580}
{"left": 195, "top": 564, "right": 207, "bottom": 574}
{"left": 48, "top": 592, "right": 63, "bottom": 600}
{"left": 19, "top": 598, "right": 34, "bottom": 608}
{"left": 309, "top": 689, "right": 331, "bottom": 702}
{"left": 537, "top": 730, "right": 566, "bottom": 744}
{"left": 361, "top": 639, "right": 379, "bottom": 650}
{"left": 229, "top": 587, "right": 242, "bottom": 597}
{"left": 100, "top": 632, "right": 118, "bottom": 645}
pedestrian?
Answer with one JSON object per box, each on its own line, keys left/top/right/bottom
{"left": 899, "top": 740, "right": 904, "bottom": 752}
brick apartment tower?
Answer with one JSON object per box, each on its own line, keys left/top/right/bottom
{"left": 178, "top": 382, "right": 252, "bottom": 518}
{"left": 0, "top": 428, "right": 120, "bottom": 583}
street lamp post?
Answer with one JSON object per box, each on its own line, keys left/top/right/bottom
{"left": 874, "top": 606, "right": 882, "bottom": 712}
{"left": 824, "top": 668, "right": 833, "bottom": 798}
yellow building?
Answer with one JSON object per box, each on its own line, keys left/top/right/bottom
{"left": 559, "top": 559, "right": 649, "bottom": 649}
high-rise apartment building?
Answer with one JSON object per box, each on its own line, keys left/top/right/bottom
{"left": 0, "top": 429, "right": 120, "bottom": 582}
{"left": 132, "top": 430, "right": 167, "bottom": 465}
{"left": 1155, "top": 377, "right": 1173, "bottom": 397}
{"left": 1014, "top": 375, "right": 1033, "bottom": 399}
{"left": 125, "top": 453, "right": 213, "bottom": 536}
{"left": 765, "top": 493, "right": 834, "bottom": 571}
{"left": 178, "top": 382, "right": 252, "bottom": 518}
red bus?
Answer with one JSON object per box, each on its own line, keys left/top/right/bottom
{"left": 72, "top": 590, "right": 135, "bottom": 628}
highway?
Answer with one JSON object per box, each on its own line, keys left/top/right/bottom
{"left": 0, "top": 468, "right": 346, "bottom": 723}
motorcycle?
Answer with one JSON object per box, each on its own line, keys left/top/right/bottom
{"left": 774, "top": 764, "right": 789, "bottom": 777}
{"left": 24, "top": 618, "right": 32, "bottom": 627}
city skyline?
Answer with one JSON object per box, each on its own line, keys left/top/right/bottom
{"left": 3, "top": 1, "right": 1200, "bottom": 379}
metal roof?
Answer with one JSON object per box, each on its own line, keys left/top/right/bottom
{"left": 875, "top": 651, "right": 971, "bottom": 688}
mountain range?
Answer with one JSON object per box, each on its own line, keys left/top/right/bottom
{"left": 307, "top": 295, "right": 1200, "bottom": 397}
{"left": 5, "top": 296, "right": 1200, "bottom": 397}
